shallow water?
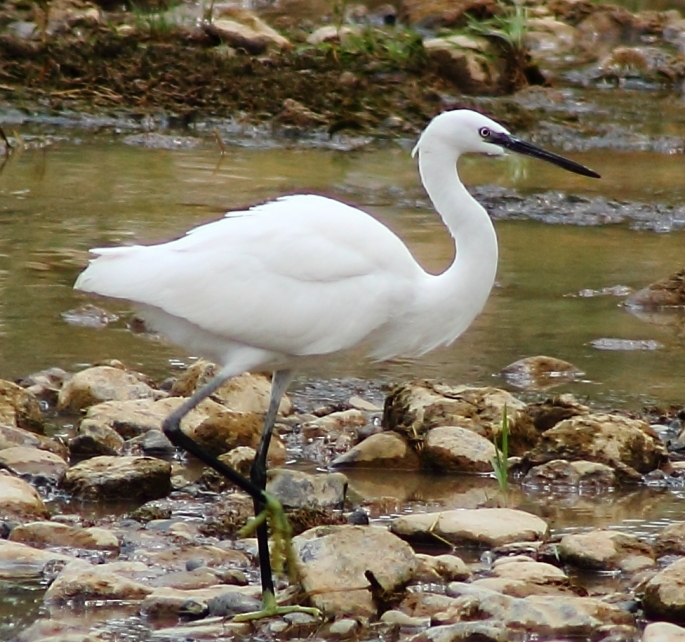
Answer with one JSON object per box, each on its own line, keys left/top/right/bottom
{"left": 1, "top": 128, "right": 684, "bottom": 409}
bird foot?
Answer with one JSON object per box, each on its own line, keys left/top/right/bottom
{"left": 233, "top": 590, "right": 321, "bottom": 622}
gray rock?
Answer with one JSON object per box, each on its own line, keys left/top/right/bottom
{"left": 127, "top": 429, "right": 175, "bottom": 456}
{"left": 142, "top": 586, "right": 259, "bottom": 619}
{"left": 61, "top": 455, "right": 171, "bottom": 502}
{"left": 423, "top": 425, "right": 495, "bottom": 473}
{"left": 293, "top": 525, "right": 417, "bottom": 617}
{"left": 327, "top": 618, "right": 360, "bottom": 638}
{"left": 207, "top": 590, "right": 262, "bottom": 616}
{"left": 381, "top": 609, "right": 431, "bottom": 627}
{"left": 390, "top": 508, "right": 549, "bottom": 547}
{"left": 266, "top": 469, "right": 348, "bottom": 509}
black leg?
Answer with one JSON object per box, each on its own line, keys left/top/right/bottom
{"left": 249, "top": 370, "right": 293, "bottom": 598}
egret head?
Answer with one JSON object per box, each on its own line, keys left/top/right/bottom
{"left": 413, "top": 109, "right": 600, "bottom": 179}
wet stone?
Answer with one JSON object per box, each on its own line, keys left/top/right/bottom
{"left": 390, "top": 508, "right": 549, "bottom": 548}
{"left": 0, "top": 445, "right": 68, "bottom": 484}
{"left": 293, "top": 525, "right": 418, "bottom": 617}
{"left": 170, "top": 361, "right": 292, "bottom": 415}
{"left": 526, "top": 394, "right": 591, "bottom": 431}
{"left": 57, "top": 365, "right": 161, "bottom": 413}
{"left": 9, "top": 521, "right": 120, "bottom": 552}
{"left": 0, "top": 471, "right": 49, "bottom": 521}
{"left": 0, "top": 539, "right": 74, "bottom": 579}
{"left": 0, "top": 379, "right": 45, "bottom": 432}
{"left": 0, "top": 423, "right": 68, "bottom": 459}
{"left": 331, "top": 431, "right": 421, "bottom": 469}
{"left": 520, "top": 413, "right": 667, "bottom": 480}
{"left": 414, "top": 553, "right": 472, "bottom": 583}
{"left": 266, "top": 469, "right": 348, "bottom": 509}
{"left": 206, "top": 590, "right": 262, "bottom": 616}
{"left": 522, "top": 459, "right": 617, "bottom": 488}
{"left": 142, "top": 585, "right": 260, "bottom": 619}
{"left": 408, "top": 621, "right": 508, "bottom": 642}
{"left": 643, "top": 621, "right": 685, "bottom": 642}
{"left": 60, "top": 455, "right": 172, "bottom": 502}
{"left": 643, "top": 557, "right": 685, "bottom": 621}
{"left": 44, "top": 560, "right": 152, "bottom": 604}
{"left": 473, "top": 556, "right": 577, "bottom": 597}
{"left": 381, "top": 609, "right": 431, "bottom": 628}
{"left": 558, "top": 529, "right": 655, "bottom": 572}
{"left": 69, "top": 419, "right": 125, "bottom": 456}
{"left": 422, "top": 425, "right": 495, "bottom": 473}
{"left": 655, "top": 521, "right": 685, "bottom": 557}
{"left": 501, "top": 355, "right": 584, "bottom": 391}
{"left": 626, "top": 267, "right": 685, "bottom": 309}
{"left": 383, "top": 382, "right": 538, "bottom": 456}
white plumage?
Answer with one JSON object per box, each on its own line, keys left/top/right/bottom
{"left": 74, "top": 109, "right": 599, "bottom": 613}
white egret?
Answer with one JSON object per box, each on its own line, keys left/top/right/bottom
{"left": 74, "top": 109, "right": 599, "bottom": 618}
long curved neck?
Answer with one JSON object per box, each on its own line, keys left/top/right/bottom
{"left": 415, "top": 147, "right": 499, "bottom": 350}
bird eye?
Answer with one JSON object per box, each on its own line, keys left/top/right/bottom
{"left": 479, "top": 127, "right": 491, "bottom": 138}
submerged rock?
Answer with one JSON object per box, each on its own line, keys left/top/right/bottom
{"left": 0, "top": 540, "right": 73, "bottom": 579}
{"left": 625, "top": 268, "right": 685, "bottom": 309}
{"left": 500, "top": 355, "right": 583, "bottom": 391}
{"left": 383, "top": 382, "right": 538, "bottom": 456}
{"left": 61, "top": 455, "right": 171, "bottom": 502}
{"left": 390, "top": 508, "right": 549, "bottom": 547}
{"left": 522, "top": 459, "right": 617, "bottom": 488}
{"left": 292, "top": 525, "right": 417, "bottom": 616}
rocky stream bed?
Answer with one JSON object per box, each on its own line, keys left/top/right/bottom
{"left": 2, "top": 0, "right": 685, "bottom": 640}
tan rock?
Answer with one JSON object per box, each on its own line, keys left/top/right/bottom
{"left": 141, "top": 585, "right": 259, "bottom": 618}
{"left": 293, "top": 525, "right": 417, "bottom": 616}
{"left": 61, "top": 455, "right": 171, "bottom": 502}
{"left": 9, "top": 521, "right": 119, "bottom": 551}
{"left": 521, "top": 413, "right": 667, "bottom": 480}
{"left": 441, "top": 583, "right": 635, "bottom": 635}
{"left": 523, "top": 459, "right": 617, "bottom": 487}
{"left": 0, "top": 446, "right": 68, "bottom": 483}
{"left": 383, "top": 382, "right": 538, "bottom": 456}
{"left": 331, "top": 432, "right": 420, "bottom": 470}
{"left": 301, "top": 409, "right": 368, "bottom": 439}
{"left": 643, "top": 621, "right": 685, "bottom": 642}
{"left": 57, "top": 366, "right": 160, "bottom": 412}
{"left": 643, "top": 557, "right": 685, "bottom": 621}
{"left": 69, "top": 419, "right": 125, "bottom": 456}
{"left": 390, "top": 508, "right": 549, "bottom": 547}
{"left": 500, "top": 355, "right": 583, "bottom": 391}
{"left": 655, "top": 521, "right": 685, "bottom": 557}
{"left": 625, "top": 268, "right": 685, "bottom": 309}
{"left": 473, "top": 556, "right": 577, "bottom": 597}
{"left": 423, "top": 425, "right": 495, "bottom": 472}
{"left": 0, "top": 423, "right": 68, "bottom": 459}
{"left": 266, "top": 469, "right": 348, "bottom": 509}
{"left": 414, "top": 553, "right": 471, "bottom": 583}
{"left": 170, "top": 361, "right": 291, "bottom": 415}
{"left": 0, "top": 471, "right": 49, "bottom": 521}
{"left": 44, "top": 560, "right": 152, "bottom": 604}
{"left": 0, "top": 540, "right": 74, "bottom": 579}
{"left": 206, "top": 12, "right": 291, "bottom": 54}
{"left": 0, "top": 379, "right": 44, "bottom": 431}
{"left": 558, "top": 529, "right": 655, "bottom": 572}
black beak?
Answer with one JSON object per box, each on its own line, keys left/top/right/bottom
{"left": 489, "top": 132, "right": 600, "bottom": 179}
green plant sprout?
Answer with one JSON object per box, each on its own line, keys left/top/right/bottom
{"left": 492, "top": 404, "right": 510, "bottom": 491}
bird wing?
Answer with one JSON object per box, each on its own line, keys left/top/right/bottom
{"left": 75, "top": 194, "right": 423, "bottom": 357}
